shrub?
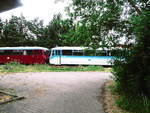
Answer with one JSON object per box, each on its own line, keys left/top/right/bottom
{"left": 112, "top": 11, "right": 150, "bottom": 112}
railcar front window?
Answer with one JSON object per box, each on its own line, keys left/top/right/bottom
{"left": 50, "top": 50, "right": 55, "bottom": 57}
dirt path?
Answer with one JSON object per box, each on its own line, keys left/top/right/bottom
{"left": 0, "top": 72, "right": 111, "bottom": 113}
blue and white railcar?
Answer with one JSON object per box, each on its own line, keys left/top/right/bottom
{"left": 49, "top": 47, "right": 114, "bottom": 65}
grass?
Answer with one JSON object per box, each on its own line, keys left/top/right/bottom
{"left": 115, "top": 93, "right": 150, "bottom": 113}
{"left": 0, "top": 62, "right": 111, "bottom": 74}
{"left": 103, "top": 81, "right": 150, "bottom": 113}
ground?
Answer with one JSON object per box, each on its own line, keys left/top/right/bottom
{"left": 0, "top": 93, "right": 12, "bottom": 103}
{"left": 0, "top": 72, "right": 111, "bottom": 113}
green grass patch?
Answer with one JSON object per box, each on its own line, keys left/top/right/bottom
{"left": 115, "top": 94, "right": 150, "bottom": 113}
{"left": 108, "top": 81, "right": 150, "bottom": 113}
{"left": 0, "top": 62, "right": 111, "bottom": 73}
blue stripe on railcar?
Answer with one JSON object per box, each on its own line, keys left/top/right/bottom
{"left": 50, "top": 55, "right": 114, "bottom": 60}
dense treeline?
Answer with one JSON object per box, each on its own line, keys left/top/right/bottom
{"left": 0, "top": 14, "right": 74, "bottom": 48}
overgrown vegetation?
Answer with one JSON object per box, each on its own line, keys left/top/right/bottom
{"left": 103, "top": 81, "right": 131, "bottom": 113}
{"left": 112, "top": 11, "right": 150, "bottom": 113}
{"left": 105, "top": 81, "right": 150, "bottom": 113}
{"left": 104, "top": 81, "right": 150, "bottom": 113}
{"left": 0, "top": 62, "right": 109, "bottom": 73}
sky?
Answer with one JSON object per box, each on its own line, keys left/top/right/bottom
{"left": 0, "top": 0, "right": 70, "bottom": 25}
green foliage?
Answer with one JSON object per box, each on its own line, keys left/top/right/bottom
{"left": 115, "top": 94, "right": 150, "bottom": 113}
{"left": 0, "top": 15, "right": 29, "bottom": 46}
{"left": 108, "top": 82, "right": 150, "bottom": 113}
{"left": 66, "top": 0, "right": 123, "bottom": 47}
{"left": 113, "top": 11, "right": 150, "bottom": 96}
{"left": 80, "top": 65, "right": 104, "bottom": 72}
{"left": 62, "top": 24, "right": 92, "bottom": 46}
{"left": 45, "top": 14, "right": 73, "bottom": 47}
{"left": 112, "top": 8, "right": 150, "bottom": 113}
{"left": 0, "top": 14, "right": 73, "bottom": 48}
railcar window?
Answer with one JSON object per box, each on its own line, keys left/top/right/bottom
{"left": 0, "top": 50, "right": 13, "bottom": 55}
{"left": 26, "top": 50, "right": 32, "bottom": 55}
{"left": 110, "top": 50, "right": 118, "bottom": 56}
{"left": 6, "top": 50, "right": 13, "bottom": 55}
{"left": 72, "top": 50, "right": 83, "bottom": 56}
{"left": 0, "top": 50, "right": 25, "bottom": 55}
{"left": 55, "top": 50, "right": 61, "bottom": 56}
{"left": 39, "top": 50, "right": 43, "bottom": 55}
{"left": 96, "top": 50, "right": 107, "bottom": 56}
{"left": 62, "top": 50, "right": 72, "bottom": 55}
{"left": 33, "top": 50, "right": 42, "bottom": 55}
{"left": 0, "top": 50, "right": 5, "bottom": 55}
{"left": 44, "top": 50, "right": 49, "bottom": 55}
{"left": 51, "top": 50, "right": 55, "bottom": 56}
{"left": 12, "top": 50, "right": 24, "bottom": 55}
{"left": 84, "top": 50, "right": 96, "bottom": 56}
{"left": 107, "top": 50, "right": 111, "bottom": 56}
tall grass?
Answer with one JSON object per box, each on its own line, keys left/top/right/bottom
{"left": 0, "top": 62, "right": 109, "bottom": 73}
{"left": 115, "top": 94, "right": 150, "bottom": 113}
{"left": 0, "top": 62, "right": 26, "bottom": 73}
{"left": 110, "top": 83, "right": 150, "bottom": 113}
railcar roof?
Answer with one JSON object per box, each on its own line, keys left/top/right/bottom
{"left": 0, "top": 47, "right": 49, "bottom": 50}
{"left": 51, "top": 47, "right": 89, "bottom": 50}
{"left": 51, "top": 46, "right": 112, "bottom": 50}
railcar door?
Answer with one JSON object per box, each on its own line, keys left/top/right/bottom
{"left": 24, "top": 50, "right": 34, "bottom": 64}
{"left": 56, "top": 50, "right": 62, "bottom": 65}
{"left": 32, "top": 50, "right": 39, "bottom": 64}
{"left": 49, "top": 49, "right": 62, "bottom": 65}
{"left": 32, "top": 50, "right": 46, "bottom": 64}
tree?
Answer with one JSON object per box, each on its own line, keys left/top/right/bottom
{"left": 0, "top": 15, "right": 40, "bottom": 47}
{"left": 0, "top": 14, "right": 73, "bottom": 48}
{"left": 0, "top": 18, "right": 4, "bottom": 46}
{"left": 0, "top": 15, "right": 28, "bottom": 46}
{"left": 26, "top": 18, "right": 45, "bottom": 46}
{"left": 45, "top": 14, "right": 73, "bottom": 48}
{"left": 62, "top": 23, "right": 92, "bottom": 46}
{"left": 66, "top": 0, "right": 123, "bottom": 47}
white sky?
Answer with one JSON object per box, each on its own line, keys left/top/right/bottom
{"left": 0, "top": 0, "right": 70, "bottom": 25}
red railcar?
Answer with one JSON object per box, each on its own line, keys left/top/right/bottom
{"left": 0, "top": 47, "right": 49, "bottom": 64}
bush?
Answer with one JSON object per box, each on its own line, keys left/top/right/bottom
{"left": 112, "top": 11, "right": 150, "bottom": 112}
{"left": 116, "top": 94, "right": 150, "bottom": 113}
